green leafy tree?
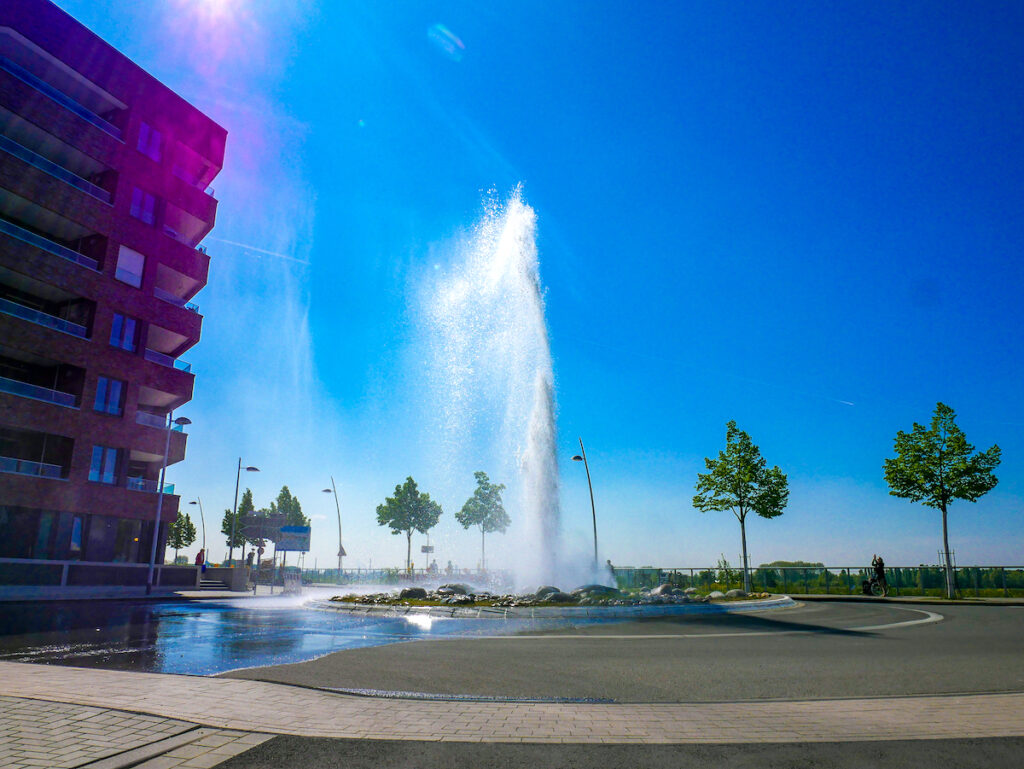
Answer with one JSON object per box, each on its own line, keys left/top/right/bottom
{"left": 694, "top": 421, "right": 789, "bottom": 593}
{"left": 376, "top": 477, "right": 443, "bottom": 571}
{"left": 456, "top": 471, "right": 510, "bottom": 570}
{"left": 276, "top": 486, "right": 309, "bottom": 527}
{"left": 221, "top": 507, "right": 245, "bottom": 552}
{"left": 237, "top": 488, "right": 255, "bottom": 560}
{"left": 167, "top": 512, "right": 196, "bottom": 562}
{"left": 884, "top": 402, "right": 1001, "bottom": 599}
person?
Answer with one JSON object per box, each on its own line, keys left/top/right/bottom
{"left": 872, "top": 554, "right": 887, "bottom": 593}
{"left": 246, "top": 551, "right": 254, "bottom": 569}
{"left": 195, "top": 548, "right": 206, "bottom": 574}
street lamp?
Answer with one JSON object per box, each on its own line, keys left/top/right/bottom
{"left": 322, "top": 477, "right": 344, "bottom": 583}
{"left": 571, "top": 436, "right": 598, "bottom": 568}
{"left": 146, "top": 413, "right": 191, "bottom": 595}
{"left": 188, "top": 499, "right": 206, "bottom": 551}
{"left": 228, "top": 459, "right": 259, "bottom": 564}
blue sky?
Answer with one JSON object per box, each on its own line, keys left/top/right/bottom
{"left": 58, "top": 0, "right": 1023, "bottom": 570}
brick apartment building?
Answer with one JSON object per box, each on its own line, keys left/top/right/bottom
{"left": 0, "top": 0, "right": 225, "bottom": 594}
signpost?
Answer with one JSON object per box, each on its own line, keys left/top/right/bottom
{"left": 277, "top": 526, "right": 311, "bottom": 552}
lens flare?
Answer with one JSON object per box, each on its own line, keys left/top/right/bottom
{"left": 428, "top": 23, "right": 465, "bottom": 62}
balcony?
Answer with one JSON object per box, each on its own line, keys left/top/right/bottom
{"left": 0, "top": 296, "right": 87, "bottom": 338}
{"left": 0, "top": 134, "right": 111, "bottom": 203}
{"left": 154, "top": 286, "right": 199, "bottom": 314}
{"left": 0, "top": 55, "right": 122, "bottom": 139}
{"left": 144, "top": 348, "right": 192, "bottom": 373}
{"left": 0, "top": 454, "right": 64, "bottom": 479}
{"left": 0, "top": 374, "right": 76, "bottom": 407}
{"left": 125, "top": 476, "right": 175, "bottom": 494}
{"left": 0, "top": 216, "right": 98, "bottom": 271}
{"left": 135, "top": 411, "right": 185, "bottom": 432}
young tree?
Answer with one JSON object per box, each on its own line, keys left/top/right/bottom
{"left": 456, "top": 471, "right": 510, "bottom": 570}
{"left": 167, "top": 512, "right": 196, "bottom": 562}
{"left": 221, "top": 508, "right": 245, "bottom": 554}
{"left": 275, "top": 485, "right": 309, "bottom": 526}
{"left": 237, "top": 488, "right": 255, "bottom": 561}
{"left": 693, "top": 421, "right": 789, "bottom": 593}
{"left": 883, "top": 402, "right": 1001, "bottom": 599}
{"left": 376, "top": 477, "right": 443, "bottom": 571}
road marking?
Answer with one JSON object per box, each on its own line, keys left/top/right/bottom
{"left": 469, "top": 607, "right": 944, "bottom": 640}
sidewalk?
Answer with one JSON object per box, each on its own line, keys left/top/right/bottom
{"left": 790, "top": 594, "right": 1024, "bottom": 606}
{"left": 2, "top": 661, "right": 1023, "bottom": 745}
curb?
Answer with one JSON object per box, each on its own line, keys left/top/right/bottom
{"left": 790, "top": 594, "right": 1024, "bottom": 607}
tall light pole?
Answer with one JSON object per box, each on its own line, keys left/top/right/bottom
{"left": 188, "top": 499, "right": 206, "bottom": 551}
{"left": 322, "top": 477, "right": 344, "bottom": 582}
{"left": 229, "top": 459, "right": 259, "bottom": 564}
{"left": 572, "top": 436, "right": 598, "bottom": 569}
{"left": 146, "top": 413, "right": 191, "bottom": 595}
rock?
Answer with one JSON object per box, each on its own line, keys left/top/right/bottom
{"left": 437, "top": 583, "right": 471, "bottom": 595}
{"left": 571, "top": 584, "right": 620, "bottom": 597}
{"left": 540, "top": 591, "right": 577, "bottom": 603}
{"left": 651, "top": 583, "right": 676, "bottom": 596}
{"left": 535, "top": 585, "right": 561, "bottom": 598}
{"left": 725, "top": 589, "right": 747, "bottom": 598}
{"left": 684, "top": 587, "right": 699, "bottom": 595}
{"left": 399, "top": 587, "right": 427, "bottom": 599}
{"left": 707, "top": 590, "right": 726, "bottom": 599}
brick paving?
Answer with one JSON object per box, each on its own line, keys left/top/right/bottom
{"left": 2, "top": 661, "right": 1023, "bottom": 744}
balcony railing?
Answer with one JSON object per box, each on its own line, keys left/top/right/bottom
{"left": 144, "top": 348, "right": 192, "bottom": 373}
{"left": 0, "top": 134, "right": 111, "bottom": 203}
{"left": 125, "top": 476, "right": 175, "bottom": 494}
{"left": 154, "top": 286, "right": 200, "bottom": 314}
{"left": 0, "top": 56, "right": 122, "bottom": 139}
{"left": 0, "top": 455, "right": 65, "bottom": 479}
{"left": 0, "top": 296, "right": 88, "bottom": 338}
{"left": 0, "top": 216, "right": 99, "bottom": 271}
{"left": 135, "top": 411, "right": 185, "bottom": 432}
{"left": 0, "top": 375, "right": 76, "bottom": 407}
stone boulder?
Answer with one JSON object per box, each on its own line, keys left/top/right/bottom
{"left": 535, "top": 585, "right": 561, "bottom": 598}
{"left": 707, "top": 590, "right": 726, "bottom": 599}
{"left": 725, "top": 589, "right": 747, "bottom": 598}
{"left": 571, "top": 584, "right": 620, "bottom": 597}
{"left": 683, "top": 587, "right": 699, "bottom": 595}
{"left": 651, "top": 583, "right": 677, "bottom": 596}
{"left": 437, "top": 583, "right": 471, "bottom": 595}
{"left": 399, "top": 587, "right": 427, "bottom": 599}
{"left": 540, "top": 591, "right": 577, "bottom": 603}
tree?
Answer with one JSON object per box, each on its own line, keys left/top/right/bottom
{"left": 167, "top": 512, "right": 196, "bottom": 562}
{"left": 456, "top": 471, "right": 510, "bottom": 570}
{"left": 693, "top": 421, "right": 789, "bottom": 593}
{"left": 237, "top": 488, "right": 255, "bottom": 561}
{"left": 221, "top": 507, "right": 245, "bottom": 553}
{"left": 883, "top": 402, "right": 1001, "bottom": 599}
{"left": 275, "top": 485, "right": 308, "bottom": 527}
{"left": 376, "top": 477, "right": 443, "bottom": 571}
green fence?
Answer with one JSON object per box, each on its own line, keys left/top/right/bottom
{"left": 612, "top": 566, "right": 1024, "bottom": 598}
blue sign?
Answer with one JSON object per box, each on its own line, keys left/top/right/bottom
{"left": 277, "top": 526, "right": 311, "bottom": 552}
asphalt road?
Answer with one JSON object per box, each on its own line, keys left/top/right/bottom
{"left": 221, "top": 601, "right": 1024, "bottom": 702}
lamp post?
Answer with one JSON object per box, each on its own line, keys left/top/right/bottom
{"left": 146, "top": 413, "right": 191, "bottom": 595}
{"left": 228, "top": 459, "right": 259, "bottom": 564}
{"left": 571, "top": 436, "right": 598, "bottom": 568}
{"left": 322, "top": 477, "right": 344, "bottom": 583}
{"left": 188, "top": 499, "right": 206, "bottom": 551}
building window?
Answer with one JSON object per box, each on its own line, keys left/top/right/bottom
{"left": 89, "top": 445, "right": 120, "bottom": 485}
{"left": 129, "top": 187, "right": 157, "bottom": 225}
{"left": 114, "top": 245, "right": 145, "bottom": 288}
{"left": 137, "top": 122, "right": 162, "bottom": 162}
{"left": 109, "top": 313, "right": 138, "bottom": 352}
{"left": 94, "top": 376, "right": 125, "bottom": 416}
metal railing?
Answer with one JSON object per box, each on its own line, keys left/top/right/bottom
{"left": 0, "top": 375, "right": 76, "bottom": 407}
{"left": 0, "top": 216, "right": 99, "bottom": 271}
{"left": 134, "top": 410, "right": 185, "bottom": 431}
{"left": 611, "top": 565, "right": 1024, "bottom": 598}
{"left": 0, "top": 455, "right": 65, "bottom": 479}
{"left": 0, "top": 296, "right": 88, "bottom": 337}
{"left": 125, "top": 476, "right": 175, "bottom": 494}
{"left": 154, "top": 286, "right": 200, "bottom": 313}
{"left": 144, "top": 348, "right": 192, "bottom": 373}
{"left": 0, "top": 56, "right": 122, "bottom": 139}
{"left": 0, "top": 134, "right": 111, "bottom": 202}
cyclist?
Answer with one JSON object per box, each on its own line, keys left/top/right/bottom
{"left": 871, "top": 554, "right": 888, "bottom": 596}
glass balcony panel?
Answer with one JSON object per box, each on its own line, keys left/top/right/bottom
{"left": 0, "top": 375, "right": 76, "bottom": 407}
{"left": 0, "top": 56, "right": 122, "bottom": 139}
{"left": 0, "top": 296, "right": 88, "bottom": 337}
{"left": 125, "top": 476, "right": 175, "bottom": 494}
{"left": 0, "top": 134, "right": 111, "bottom": 202}
{"left": 0, "top": 217, "right": 99, "bottom": 271}
{"left": 0, "top": 455, "right": 64, "bottom": 479}
{"left": 153, "top": 286, "right": 199, "bottom": 313}
{"left": 144, "top": 348, "right": 192, "bottom": 373}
